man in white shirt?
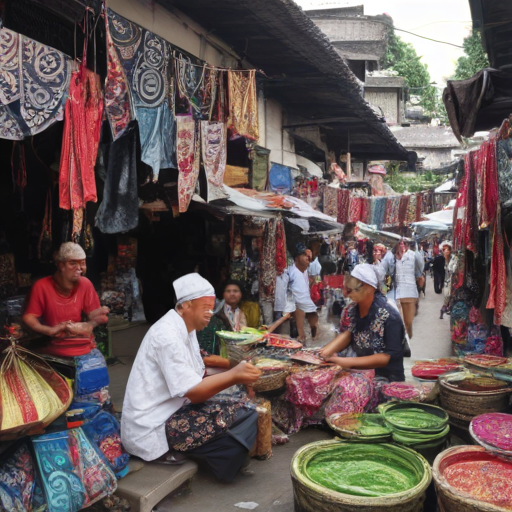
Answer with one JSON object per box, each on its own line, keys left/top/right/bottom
{"left": 288, "top": 243, "right": 318, "bottom": 342}
{"left": 122, "top": 273, "right": 260, "bottom": 482}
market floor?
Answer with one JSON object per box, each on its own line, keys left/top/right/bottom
{"left": 108, "top": 275, "right": 452, "bottom": 512}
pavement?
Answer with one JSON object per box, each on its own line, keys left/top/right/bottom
{"left": 149, "top": 274, "right": 452, "bottom": 512}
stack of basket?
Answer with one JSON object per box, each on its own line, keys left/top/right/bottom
{"left": 379, "top": 402, "right": 450, "bottom": 464}
{"left": 326, "top": 413, "right": 392, "bottom": 443}
{"left": 438, "top": 369, "right": 512, "bottom": 431}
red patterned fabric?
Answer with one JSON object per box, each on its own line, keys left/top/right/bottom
{"left": 360, "top": 197, "right": 371, "bottom": 224}
{"left": 59, "top": 67, "right": 103, "bottom": 210}
{"left": 416, "top": 193, "right": 423, "bottom": 221}
{"left": 176, "top": 116, "right": 200, "bottom": 213}
{"left": 275, "top": 218, "right": 287, "bottom": 276}
{"left": 337, "top": 189, "right": 350, "bottom": 224}
{"left": 479, "top": 137, "right": 499, "bottom": 229}
{"left": 398, "top": 195, "right": 409, "bottom": 226}
{"left": 348, "top": 196, "right": 363, "bottom": 223}
{"left": 487, "top": 214, "right": 506, "bottom": 325}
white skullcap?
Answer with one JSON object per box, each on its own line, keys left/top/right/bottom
{"left": 441, "top": 240, "right": 452, "bottom": 249}
{"left": 56, "top": 242, "right": 86, "bottom": 262}
{"left": 173, "top": 273, "right": 215, "bottom": 304}
{"left": 351, "top": 264, "right": 378, "bottom": 289}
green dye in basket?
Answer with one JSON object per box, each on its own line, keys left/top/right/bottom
{"left": 385, "top": 408, "right": 445, "bottom": 429}
{"left": 306, "top": 445, "right": 422, "bottom": 497}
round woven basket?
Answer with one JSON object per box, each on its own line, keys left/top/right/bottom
{"left": 439, "top": 377, "right": 512, "bottom": 416}
{"left": 291, "top": 441, "right": 431, "bottom": 512}
{"left": 253, "top": 370, "right": 289, "bottom": 393}
{"left": 433, "top": 446, "right": 511, "bottom": 512}
{"left": 445, "top": 409, "right": 474, "bottom": 431}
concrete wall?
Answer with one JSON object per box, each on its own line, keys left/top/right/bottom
{"left": 411, "top": 148, "right": 455, "bottom": 170}
{"left": 364, "top": 88, "right": 400, "bottom": 124}
{"left": 262, "top": 99, "right": 297, "bottom": 167}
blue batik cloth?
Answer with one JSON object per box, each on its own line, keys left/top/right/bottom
{"left": 269, "top": 163, "right": 293, "bottom": 194}
{"left": 81, "top": 411, "right": 130, "bottom": 479}
{"left": 74, "top": 349, "right": 109, "bottom": 397}
{"left": 137, "top": 101, "right": 176, "bottom": 181}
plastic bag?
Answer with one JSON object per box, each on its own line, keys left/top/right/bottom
{"left": 32, "top": 427, "right": 117, "bottom": 512}
{"left": 0, "top": 344, "right": 72, "bottom": 440}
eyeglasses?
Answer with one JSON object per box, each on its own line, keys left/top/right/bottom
{"left": 345, "top": 284, "right": 363, "bottom": 295}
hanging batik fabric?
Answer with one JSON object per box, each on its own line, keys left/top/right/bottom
{"left": 227, "top": 70, "right": 259, "bottom": 141}
{"left": 275, "top": 218, "right": 287, "bottom": 276}
{"left": 398, "top": 195, "right": 409, "bottom": 226}
{"left": 95, "top": 121, "right": 140, "bottom": 234}
{"left": 176, "top": 56, "right": 218, "bottom": 120}
{"left": 478, "top": 137, "right": 498, "bottom": 229}
{"left": 360, "top": 197, "right": 371, "bottom": 224}
{"left": 406, "top": 194, "right": 417, "bottom": 224}
{"left": 59, "top": 66, "right": 103, "bottom": 210}
{"left": 323, "top": 186, "right": 338, "bottom": 218}
{"left": 337, "top": 189, "right": 350, "bottom": 224}
{"left": 250, "top": 145, "right": 270, "bottom": 191}
{"left": 269, "top": 163, "right": 293, "bottom": 194}
{"left": 496, "top": 119, "right": 512, "bottom": 210}
{"left": 260, "top": 218, "right": 277, "bottom": 301}
{"left": 348, "top": 196, "right": 363, "bottom": 223}
{"left": 177, "top": 115, "right": 200, "bottom": 212}
{"left": 0, "top": 28, "right": 71, "bottom": 140}
{"left": 374, "top": 197, "right": 386, "bottom": 228}
{"left": 106, "top": 9, "right": 174, "bottom": 179}
{"left": 200, "top": 121, "right": 228, "bottom": 201}
{"left": 416, "top": 193, "right": 423, "bottom": 221}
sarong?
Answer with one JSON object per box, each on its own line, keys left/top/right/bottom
{"left": 227, "top": 69, "right": 259, "bottom": 141}
{"left": 176, "top": 115, "right": 200, "bottom": 213}
{"left": 200, "top": 121, "right": 228, "bottom": 201}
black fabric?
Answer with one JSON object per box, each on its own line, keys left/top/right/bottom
{"left": 432, "top": 255, "right": 445, "bottom": 294}
{"left": 186, "top": 409, "right": 257, "bottom": 483}
{"left": 95, "top": 121, "right": 140, "bottom": 234}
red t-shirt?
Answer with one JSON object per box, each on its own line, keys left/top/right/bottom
{"left": 25, "top": 276, "right": 100, "bottom": 357}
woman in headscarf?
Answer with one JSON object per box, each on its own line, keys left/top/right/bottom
{"left": 320, "top": 264, "right": 405, "bottom": 382}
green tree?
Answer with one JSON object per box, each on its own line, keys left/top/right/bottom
{"left": 382, "top": 29, "right": 438, "bottom": 116}
{"left": 454, "top": 29, "right": 489, "bottom": 80}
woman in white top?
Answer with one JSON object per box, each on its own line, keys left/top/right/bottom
{"left": 382, "top": 239, "right": 424, "bottom": 338}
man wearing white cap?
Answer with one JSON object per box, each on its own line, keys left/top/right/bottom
{"left": 23, "top": 242, "right": 109, "bottom": 357}
{"left": 319, "top": 264, "right": 405, "bottom": 381}
{"left": 122, "top": 273, "right": 261, "bottom": 482}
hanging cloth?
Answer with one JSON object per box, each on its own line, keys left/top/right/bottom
{"left": 260, "top": 218, "right": 277, "bottom": 301}
{"left": 487, "top": 212, "right": 507, "bottom": 326}
{"left": 95, "top": 121, "right": 140, "bottom": 234}
{"left": 398, "top": 195, "right": 409, "bottom": 226}
{"left": 275, "top": 217, "right": 287, "bottom": 276}
{"left": 58, "top": 63, "right": 103, "bottom": 210}
{"left": 323, "top": 186, "right": 338, "bottom": 218}
{"left": 227, "top": 69, "right": 259, "bottom": 141}
{"left": 478, "top": 137, "right": 499, "bottom": 229}
{"left": 176, "top": 115, "right": 200, "bottom": 212}
{"left": 250, "top": 145, "right": 270, "bottom": 191}
{"left": 337, "top": 189, "right": 350, "bottom": 224}
{"left": 200, "top": 121, "right": 228, "bottom": 201}
{"left": 0, "top": 28, "right": 72, "bottom": 140}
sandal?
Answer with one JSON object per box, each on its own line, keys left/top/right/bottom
{"left": 154, "top": 452, "right": 187, "bottom": 465}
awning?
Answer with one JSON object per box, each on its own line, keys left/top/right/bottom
{"left": 412, "top": 220, "right": 452, "bottom": 240}
{"left": 425, "top": 209, "right": 453, "bottom": 226}
{"left": 435, "top": 180, "right": 456, "bottom": 193}
{"left": 295, "top": 155, "right": 323, "bottom": 178}
{"left": 356, "top": 222, "right": 412, "bottom": 245}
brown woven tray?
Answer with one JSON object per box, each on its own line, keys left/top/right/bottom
{"left": 253, "top": 370, "right": 289, "bottom": 392}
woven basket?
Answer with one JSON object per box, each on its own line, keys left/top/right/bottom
{"left": 439, "top": 379, "right": 512, "bottom": 417}
{"left": 444, "top": 409, "right": 474, "bottom": 431}
{"left": 433, "top": 446, "right": 511, "bottom": 512}
{"left": 291, "top": 441, "right": 431, "bottom": 512}
{"left": 253, "top": 370, "right": 289, "bottom": 393}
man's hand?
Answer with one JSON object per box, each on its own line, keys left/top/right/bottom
{"left": 65, "top": 322, "right": 94, "bottom": 337}
{"left": 230, "top": 362, "right": 261, "bottom": 385}
{"left": 47, "top": 322, "right": 69, "bottom": 337}
{"left": 88, "top": 306, "right": 110, "bottom": 326}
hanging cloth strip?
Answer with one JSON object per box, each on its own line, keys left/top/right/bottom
{"left": 269, "top": 163, "right": 293, "bottom": 195}
{"left": 0, "top": 27, "right": 72, "bottom": 140}
{"left": 374, "top": 197, "right": 387, "bottom": 228}
{"left": 415, "top": 193, "right": 423, "bottom": 222}
{"left": 323, "top": 186, "right": 338, "bottom": 218}
{"left": 337, "top": 189, "right": 350, "bottom": 224}
{"left": 406, "top": 194, "right": 417, "bottom": 224}
{"left": 464, "top": 153, "right": 479, "bottom": 253}
{"left": 103, "top": 9, "right": 133, "bottom": 140}
{"left": 383, "top": 197, "right": 393, "bottom": 227}
{"left": 275, "top": 217, "right": 287, "bottom": 276}
{"left": 250, "top": 145, "right": 270, "bottom": 191}
{"left": 478, "top": 137, "right": 498, "bottom": 229}
{"left": 95, "top": 121, "right": 140, "bottom": 234}
{"left": 176, "top": 115, "right": 200, "bottom": 213}
{"left": 360, "top": 197, "right": 371, "bottom": 224}
{"left": 487, "top": 209, "right": 507, "bottom": 326}
{"left": 260, "top": 218, "right": 277, "bottom": 301}
{"left": 200, "top": 121, "right": 228, "bottom": 201}
{"left": 348, "top": 196, "right": 363, "bottom": 224}
{"left": 227, "top": 69, "right": 259, "bottom": 141}
{"left": 496, "top": 119, "right": 512, "bottom": 209}
{"left": 398, "top": 195, "right": 409, "bottom": 226}
{"left": 59, "top": 65, "right": 103, "bottom": 210}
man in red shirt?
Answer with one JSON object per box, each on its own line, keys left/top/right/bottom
{"left": 23, "top": 242, "right": 109, "bottom": 357}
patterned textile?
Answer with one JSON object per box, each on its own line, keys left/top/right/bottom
{"left": 0, "top": 28, "right": 71, "bottom": 140}
{"left": 59, "top": 67, "right": 103, "bottom": 210}
{"left": 497, "top": 119, "right": 512, "bottom": 209}
{"left": 398, "top": 195, "right": 409, "bottom": 226}
{"left": 104, "top": 11, "right": 133, "bottom": 140}
{"left": 348, "top": 196, "right": 363, "bottom": 223}
{"left": 406, "top": 194, "right": 417, "bottom": 224}
{"left": 200, "top": 121, "right": 228, "bottom": 201}
{"left": 374, "top": 197, "right": 387, "bottom": 228}
{"left": 227, "top": 69, "right": 259, "bottom": 141}
{"left": 337, "top": 189, "right": 350, "bottom": 224}
{"left": 323, "top": 186, "right": 338, "bottom": 218}
{"left": 269, "top": 163, "right": 293, "bottom": 194}
{"left": 32, "top": 428, "right": 117, "bottom": 512}
{"left": 176, "top": 115, "right": 200, "bottom": 213}
{"left": 176, "top": 57, "right": 218, "bottom": 120}
{"left": 137, "top": 101, "right": 176, "bottom": 180}
{"left": 81, "top": 411, "right": 130, "bottom": 479}
{"left": 259, "top": 218, "right": 277, "bottom": 301}
{"left": 250, "top": 145, "right": 270, "bottom": 191}
{"left": 95, "top": 121, "right": 140, "bottom": 234}
{"left": 416, "top": 193, "right": 423, "bottom": 221}
{"left": 275, "top": 218, "right": 287, "bottom": 276}
{"left": 384, "top": 196, "right": 401, "bottom": 227}
{"left": 360, "top": 197, "right": 371, "bottom": 224}
{"left": 471, "top": 413, "right": 512, "bottom": 452}
{"left": 0, "top": 443, "right": 39, "bottom": 512}
{"left": 166, "top": 400, "right": 245, "bottom": 451}
{"left": 463, "top": 153, "right": 479, "bottom": 253}
{"left": 487, "top": 213, "right": 507, "bottom": 326}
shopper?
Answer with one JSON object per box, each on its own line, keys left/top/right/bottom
{"left": 440, "top": 241, "right": 456, "bottom": 319}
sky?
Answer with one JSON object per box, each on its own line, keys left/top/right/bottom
{"left": 295, "top": 0, "right": 473, "bottom": 85}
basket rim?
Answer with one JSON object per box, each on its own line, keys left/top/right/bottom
{"left": 291, "top": 440, "right": 432, "bottom": 505}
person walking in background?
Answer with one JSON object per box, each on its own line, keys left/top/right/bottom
{"left": 440, "top": 241, "right": 456, "bottom": 319}
{"left": 382, "top": 239, "right": 424, "bottom": 339}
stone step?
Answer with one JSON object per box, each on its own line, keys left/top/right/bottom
{"left": 116, "top": 459, "right": 198, "bottom": 512}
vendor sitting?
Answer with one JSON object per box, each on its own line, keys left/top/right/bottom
{"left": 217, "top": 280, "right": 247, "bottom": 332}
{"left": 320, "top": 264, "right": 405, "bottom": 382}
{"left": 121, "top": 273, "right": 261, "bottom": 482}
{"left": 22, "top": 242, "right": 109, "bottom": 357}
